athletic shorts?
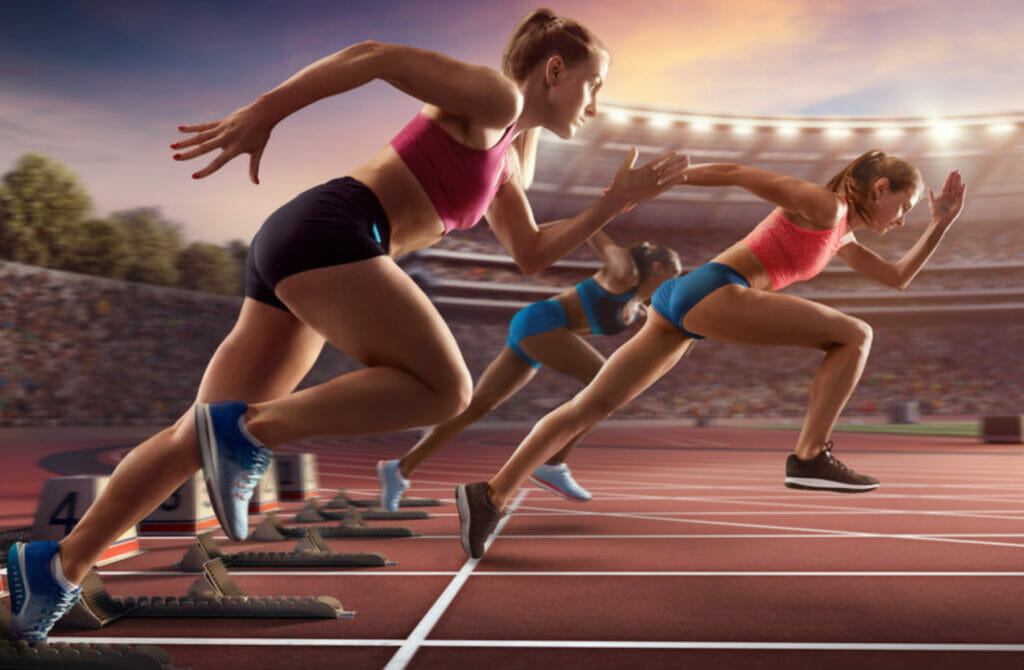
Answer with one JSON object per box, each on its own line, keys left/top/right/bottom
{"left": 650, "top": 262, "right": 750, "bottom": 339}
{"left": 245, "top": 176, "right": 391, "bottom": 311}
{"left": 505, "top": 299, "right": 569, "bottom": 368}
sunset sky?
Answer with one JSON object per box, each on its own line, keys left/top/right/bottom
{"left": 2, "top": 0, "right": 1021, "bottom": 244}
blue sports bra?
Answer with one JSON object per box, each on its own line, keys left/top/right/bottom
{"left": 575, "top": 277, "right": 635, "bottom": 335}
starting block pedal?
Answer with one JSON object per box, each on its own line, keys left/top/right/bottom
{"left": 139, "top": 472, "right": 218, "bottom": 535}
{"left": 250, "top": 511, "right": 415, "bottom": 541}
{"left": 56, "top": 557, "right": 350, "bottom": 632}
{"left": 981, "top": 415, "right": 1024, "bottom": 443}
{"left": 177, "top": 530, "right": 390, "bottom": 571}
{"left": 294, "top": 498, "right": 430, "bottom": 523}
{"left": 30, "top": 476, "right": 140, "bottom": 566}
{"left": 274, "top": 453, "right": 318, "bottom": 500}
{"left": 325, "top": 488, "right": 443, "bottom": 509}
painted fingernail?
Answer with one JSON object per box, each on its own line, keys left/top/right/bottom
{"left": 192, "top": 173, "right": 201, "bottom": 179}
{"left": 170, "top": 143, "right": 180, "bottom": 149}
{"left": 178, "top": 126, "right": 187, "bottom": 131}
{"left": 173, "top": 153, "right": 182, "bottom": 159}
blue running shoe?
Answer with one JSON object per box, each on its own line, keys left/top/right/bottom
{"left": 377, "top": 459, "right": 410, "bottom": 512}
{"left": 195, "top": 400, "right": 272, "bottom": 541}
{"left": 7, "top": 541, "right": 81, "bottom": 644}
{"left": 529, "top": 463, "right": 592, "bottom": 502}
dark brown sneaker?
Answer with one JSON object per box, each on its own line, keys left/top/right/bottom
{"left": 456, "top": 482, "right": 503, "bottom": 559}
{"left": 784, "top": 441, "right": 880, "bottom": 493}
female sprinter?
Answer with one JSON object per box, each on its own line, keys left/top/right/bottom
{"left": 377, "top": 232, "right": 682, "bottom": 510}
{"left": 455, "top": 151, "right": 966, "bottom": 558}
{"left": 6, "top": 8, "right": 690, "bottom": 642}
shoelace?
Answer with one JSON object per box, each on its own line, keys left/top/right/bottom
{"left": 820, "top": 441, "right": 850, "bottom": 472}
{"left": 31, "top": 587, "right": 79, "bottom": 632}
{"left": 233, "top": 448, "right": 271, "bottom": 499}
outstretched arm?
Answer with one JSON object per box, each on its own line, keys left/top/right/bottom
{"left": 486, "top": 149, "right": 689, "bottom": 275}
{"left": 837, "top": 170, "right": 966, "bottom": 289}
{"left": 172, "top": 41, "right": 520, "bottom": 182}
{"left": 680, "top": 163, "right": 842, "bottom": 228}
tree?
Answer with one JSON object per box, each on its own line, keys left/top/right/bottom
{"left": 114, "top": 208, "right": 183, "bottom": 287}
{"left": 64, "top": 217, "right": 132, "bottom": 279}
{"left": 0, "top": 153, "right": 93, "bottom": 267}
{"left": 176, "top": 242, "right": 242, "bottom": 295}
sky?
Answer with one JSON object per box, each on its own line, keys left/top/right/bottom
{"left": 1, "top": 0, "right": 1022, "bottom": 245}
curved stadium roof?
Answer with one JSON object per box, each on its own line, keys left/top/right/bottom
{"left": 528, "top": 103, "right": 1024, "bottom": 233}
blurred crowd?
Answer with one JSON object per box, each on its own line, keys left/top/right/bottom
{"left": 2, "top": 241, "right": 1022, "bottom": 427}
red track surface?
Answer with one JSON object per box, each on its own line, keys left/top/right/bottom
{"left": 2, "top": 423, "right": 1024, "bottom": 669}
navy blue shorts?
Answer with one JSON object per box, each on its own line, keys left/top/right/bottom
{"left": 651, "top": 262, "right": 749, "bottom": 339}
{"left": 245, "top": 177, "right": 391, "bottom": 311}
{"left": 505, "top": 299, "right": 569, "bottom": 368}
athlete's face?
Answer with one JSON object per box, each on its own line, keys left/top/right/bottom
{"left": 865, "top": 179, "right": 920, "bottom": 235}
{"left": 547, "top": 49, "right": 609, "bottom": 139}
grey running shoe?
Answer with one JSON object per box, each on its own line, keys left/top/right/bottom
{"left": 784, "top": 441, "right": 879, "bottom": 493}
{"left": 455, "top": 482, "right": 504, "bottom": 559}
{"left": 530, "top": 462, "right": 592, "bottom": 502}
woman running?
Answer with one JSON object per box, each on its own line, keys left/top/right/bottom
{"left": 6, "top": 8, "right": 690, "bottom": 643}
{"left": 377, "top": 231, "right": 682, "bottom": 510}
{"left": 455, "top": 151, "right": 966, "bottom": 558}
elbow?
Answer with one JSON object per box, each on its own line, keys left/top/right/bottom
{"left": 515, "top": 258, "right": 544, "bottom": 277}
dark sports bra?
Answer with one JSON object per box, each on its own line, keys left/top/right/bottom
{"left": 575, "top": 277, "right": 635, "bottom": 335}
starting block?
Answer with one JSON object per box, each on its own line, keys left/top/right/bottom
{"left": 325, "top": 488, "right": 442, "bottom": 509}
{"left": 139, "top": 472, "right": 218, "bottom": 535}
{"left": 248, "top": 459, "right": 280, "bottom": 514}
{"left": 55, "top": 557, "right": 350, "bottom": 632}
{"left": 250, "top": 511, "right": 415, "bottom": 541}
{"left": 2, "top": 608, "right": 184, "bottom": 669}
{"left": 177, "top": 529, "right": 390, "bottom": 571}
{"left": 30, "top": 476, "right": 140, "bottom": 565}
{"left": 275, "top": 453, "right": 318, "bottom": 500}
{"left": 981, "top": 415, "right": 1024, "bottom": 444}
{"left": 294, "top": 498, "right": 430, "bottom": 523}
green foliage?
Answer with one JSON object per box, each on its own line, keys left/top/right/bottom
{"left": 0, "top": 153, "right": 93, "bottom": 267}
{"left": 114, "top": 207, "right": 183, "bottom": 287}
{"left": 64, "top": 218, "right": 132, "bottom": 278}
{"left": 176, "top": 241, "right": 243, "bottom": 295}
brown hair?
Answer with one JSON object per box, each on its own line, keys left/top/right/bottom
{"left": 502, "top": 9, "right": 606, "bottom": 190}
{"left": 628, "top": 241, "right": 681, "bottom": 285}
{"left": 826, "top": 150, "right": 923, "bottom": 223}
{"left": 502, "top": 8, "right": 606, "bottom": 82}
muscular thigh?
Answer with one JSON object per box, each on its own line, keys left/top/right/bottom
{"left": 274, "top": 256, "right": 471, "bottom": 391}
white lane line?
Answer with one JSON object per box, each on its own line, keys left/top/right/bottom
{"left": 86, "top": 569, "right": 1024, "bottom": 578}
{"left": 43, "top": 637, "right": 1024, "bottom": 653}
{"left": 382, "top": 488, "right": 529, "bottom": 670}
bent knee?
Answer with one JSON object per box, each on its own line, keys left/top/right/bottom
{"left": 426, "top": 365, "right": 473, "bottom": 421}
{"left": 830, "top": 317, "right": 873, "bottom": 353}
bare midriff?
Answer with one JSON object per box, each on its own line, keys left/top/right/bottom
{"left": 709, "top": 242, "right": 774, "bottom": 292}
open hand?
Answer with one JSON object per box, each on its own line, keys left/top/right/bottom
{"left": 170, "top": 103, "right": 276, "bottom": 183}
{"left": 929, "top": 169, "right": 966, "bottom": 227}
{"left": 607, "top": 148, "right": 690, "bottom": 210}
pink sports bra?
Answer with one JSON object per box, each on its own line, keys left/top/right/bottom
{"left": 391, "top": 112, "right": 516, "bottom": 235}
{"left": 740, "top": 208, "right": 848, "bottom": 290}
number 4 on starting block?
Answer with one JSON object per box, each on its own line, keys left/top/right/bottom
{"left": 30, "top": 475, "right": 141, "bottom": 566}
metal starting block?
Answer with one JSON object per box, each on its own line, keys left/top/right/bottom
{"left": 55, "top": 557, "right": 350, "bottom": 631}
{"left": 293, "top": 498, "right": 430, "bottom": 523}
{"left": 177, "top": 530, "right": 391, "bottom": 572}
{"left": 250, "top": 511, "right": 416, "bottom": 541}
{"left": 325, "top": 489, "right": 442, "bottom": 510}
{"left": 1, "top": 605, "right": 187, "bottom": 669}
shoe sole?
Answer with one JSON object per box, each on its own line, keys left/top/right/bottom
{"left": 8, "top": 543, "right": 29, "bottom": 637}
{"left": 194, "top": 403, "right": 242, "bottom": 541}
{"left": 784, "top": 476, "right": 879, "bottom": 493}
{"left": 528, "top": 475, "right": 591, "bottom": 502}
{"left": 454, "top": 484, "right": 478, "bottom": 559}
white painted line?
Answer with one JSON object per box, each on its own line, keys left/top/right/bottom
{"left": 383, "top": 488, "right": 529, "bottom": 670}
{"left": 90, "top": 569, "right": 1024, "bottom": 578}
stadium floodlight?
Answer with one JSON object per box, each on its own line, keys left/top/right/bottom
{"left": 988, "top": 122, "right": 1017, "bottom": 135}
{"left": 825, "top": 125, "right": 852, "bottom": 139}
{"left": 928, "top": 121, "right": 961, "bottom": 140}
{"left": 648, "top": 114, "right": 674, "bottom": 129}
{"left": 875, "top": 127, "right": 905, "bottom": 138}
{"left": 606, "top": 110, "right": 632, "bottom": 124}
{"left": 688, "top": 118, "right": 714, "bottom": 132}
{"left": 774, "top": 123, "right": 800, "bottom": 137}
{"left": 731, "top": 124, "right": 754, "bottom": 136}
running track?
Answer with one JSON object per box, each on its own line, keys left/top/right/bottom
{"left": 2, "top": 422, "right": 1023, "bottom": 669}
